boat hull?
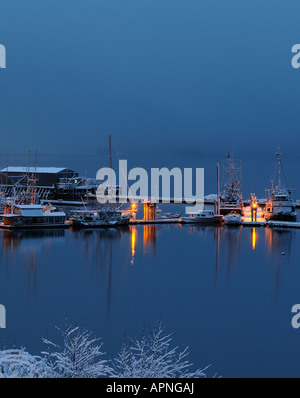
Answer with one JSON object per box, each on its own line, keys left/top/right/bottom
{"left": 223, "top": 220, "right": 242, "bottom": 226}
{"left": 0, "top": 222, "right": 69, "bottom": 230}
{"left": 223, "top": 213, "right": 242, "bottom": 225}
{"left": 220, "top": 207, "right": 244, "bottom": 216}
{"left": 265, "top": 213, "right": 297, "bottom": 222}
{"left": 179, "top": 216, "right": 223, "bottom": 224}
{"left": 69, "top": 218, "right": 129, "bottom": 228}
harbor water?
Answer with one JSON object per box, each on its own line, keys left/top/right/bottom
{"left": 0, "top": 223, "right": 299, "bottom": 377}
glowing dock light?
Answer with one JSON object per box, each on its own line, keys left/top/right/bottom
{"left": 250, "top": 193, "right": 258, "bottom": 221}
{"left": 131, "top": 203, "right": 137, "bottom": 221}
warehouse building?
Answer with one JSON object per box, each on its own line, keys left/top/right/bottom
{"left": 0, "top": 167, "right": 78, "bottom": 187}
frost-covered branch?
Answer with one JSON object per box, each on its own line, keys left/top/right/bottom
{"left": 0, "top": 323, "right": 212, "bottom": 378}
{"left": 111, "top": 322, "right": 208, "bottom": 378}
{"left": 0, "top": 349, "right": 52, "bottom": 378}
{"left": 43, "top": 326, "right": 112, "bottom": 378}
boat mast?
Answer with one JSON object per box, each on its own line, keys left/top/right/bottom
{"left": 217, "top": 162, "right": 220, "bottom": 214}
{"left": 109, "top": 133, "right": 113, "bottom": 209}
{"left": 32, "top": 150, "right": 37, "bottom": 205}
{"left": 275, "top": 148, "right": 281, "bottom": 191}
{"left": 25, "top": 150, "right": 31, "bottom": 204}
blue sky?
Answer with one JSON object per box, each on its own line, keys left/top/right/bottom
{"left": 0, "top": 0, "right": 299, "bottom": 192}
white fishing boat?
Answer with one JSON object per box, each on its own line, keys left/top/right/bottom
{"left": 69, "top": 134, "right": 132, "bottom": 228}
{"left": 69, "top": 209, "right": 130, "bottom": 228}
{"left": 263, "top": 150, "right": 297, "bottom": 222}
{"left": 179, "top": 210, "right": 223, "bottom": 224}
{"left": 223, "top": 212, "right": 242, "bottom": 226}
{"left": 219, "top": 153, "right": 244, "bottom": 216}
{"left": 1, "top": 204, "right": 67, "bottom": 229}
{"left": 159, "top": 211, "right": 181, "bottom": 220}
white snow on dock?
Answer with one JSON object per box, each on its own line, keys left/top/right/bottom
{"left": 267, "top": 221, "right": 300, "bottom": 229}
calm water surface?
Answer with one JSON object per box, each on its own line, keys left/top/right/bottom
{"left": 0, "top": 223, "right": 299, "bottom": 378}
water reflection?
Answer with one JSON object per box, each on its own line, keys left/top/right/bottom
{"left": 131, "top": 226, "right": 136, "bottom": 265}
{"left": 213, "top": 225, "right": 243, "bottom": 282}
{"left": 212, "top": 225, "right": 295, "bottom": 294}
{"left": 264, "top": 227, "right": 294, "bottom": 297}
{"left": 69, "top": 228, "right": 127, "bottom": 319}
{"left": 251, "top": 228, "right": 257, "bottom": 250}
{"left": 70, "top": 227, "right": 124, "bottom": 269}
{"left": 265, "top": 227, "right": 293, "bottom": 256}
{"left": 0, "top": 223, "right": 298, "bottom": 377}
{"left": 2, "top": 229, "right": 65, "bottom": 252}
{"left": 1, "top": 229, "right": 66, "bottom": 293}
{"left": 143, "top": 225, "right": 157, "bottom": 255}
{"left": 0, "top": 224, "right": 297, "bottom": 319}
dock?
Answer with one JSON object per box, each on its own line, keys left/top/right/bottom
{"left": 130, "top": 219, "right": 180, "bottom": 225}
{"left": 266, "top": 221, "right": 300, "bottom": 229}
{"left": 242, "top": 221, "right": 265, "bottom": 227}
{"left": 129, "top": 219, "right": 300, "bottom": 230}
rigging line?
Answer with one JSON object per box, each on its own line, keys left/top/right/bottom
{"left": 265, "top": 158, "right": 276, "bottom": 193}
{"left": 280, "top": 157, "right": 290, "bottom": 189}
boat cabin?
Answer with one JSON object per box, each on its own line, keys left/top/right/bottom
{"left": 3, "top": 205, "right": 66, "bottom": 228}
{"left": 188, "top": 210, "right": 215, "bottom": 218}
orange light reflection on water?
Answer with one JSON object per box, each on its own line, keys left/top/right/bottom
{"left": 131, "top": 227, "right": 136, "bottom": 265}
{"left": 252, "top": 228, "right": 257, "bottom": 250}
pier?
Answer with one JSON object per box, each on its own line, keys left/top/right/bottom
{"left": 128, "top": 219, "right": 300, "bottom": 229}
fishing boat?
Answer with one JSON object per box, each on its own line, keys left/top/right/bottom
{"left": 69, "top": 208, "right": 130, "bottom": 228}
{"left": 179, "top": 210, "right": 223, "bottom": 224}
{"left": 159, "top": 211, "right": 181, "bottom": 220}
{"left": 1, "top": 204, "right": 67, "bottom": 229}
{"left": 223, "top": 212, "right": 242, "bottom": 226}
{"left": 69, "top": 132, "right": 131, "bottom": 229}
{"left": 263, "top": 150, "right": 297, "bottom": 222}
{"left": 219, "top": 153, "right": 244, "bottom": 216}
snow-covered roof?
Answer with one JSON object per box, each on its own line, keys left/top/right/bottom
{"left": 17, "top": 205, "right": 43, "bottom": 217}
{"left": 0, "top": 167, "right": 69, "bottom": 174}
{"left": 204, "top": 194, "right": 218, "bottom": 202}
{"left": 17, "top": 205, "right": 43, "bottom": 210}
{"left": 11, "top": 205, "right": 65, "bottom": 217}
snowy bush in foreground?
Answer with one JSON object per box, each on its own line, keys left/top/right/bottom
{"left": 111, "top": 323, "right": 208, "bottom": 378}
{"left": 0, "top": 349, "right": 51, "bottom": 378}
{"left": 43, "top": 326, "right": 112, "bottom": 378}
{"left": 0, "top": 323, "right": 211, "bottom": 378}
